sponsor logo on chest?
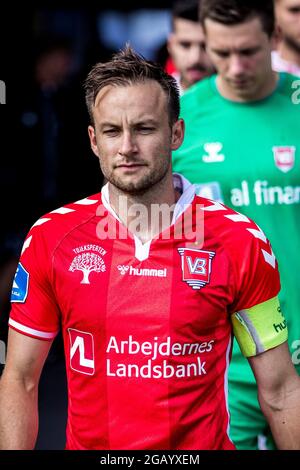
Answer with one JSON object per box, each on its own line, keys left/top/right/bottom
{"left": 272, "top": 146, "right": 296, "bottom": 173}
{"left": 117, "top": 265, "right": 167, "bottom": 277}
{"left": 68, "top": 328, "right": 95, "bottom": 375}
{"left": 69, "top": 245, "right": 107, "bottom": 285}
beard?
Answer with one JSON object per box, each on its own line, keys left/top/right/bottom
{"left": 102, "top": 157, "right": 171, "bottom": 196}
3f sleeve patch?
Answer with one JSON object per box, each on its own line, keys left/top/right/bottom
{"left": 11, "top": 263, "right": 29, "bottom": 303}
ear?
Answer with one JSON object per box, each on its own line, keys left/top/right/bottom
{"left": 88, "top": 125, "right": 100, "bottom": 157}
{"left": 171, "top": 119, "right": 185, "bottom": 151}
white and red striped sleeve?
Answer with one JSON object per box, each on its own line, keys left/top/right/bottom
{"left": 9, "top": 218, "right": 60, "bottom": 341}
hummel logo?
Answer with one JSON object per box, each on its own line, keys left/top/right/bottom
{"left": 117, "top": 265, "right": 130, "bottom": 275}
{"left": 117, "top": 265, "right": 167, "bottom": 277}
{"left": 202, "top": 142, "right": 225, "bottom": 163}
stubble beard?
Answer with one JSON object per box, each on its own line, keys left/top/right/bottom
{"left": 104, "top": 158, "right": 171, "bottom": 197}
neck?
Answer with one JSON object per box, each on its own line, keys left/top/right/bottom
{"left": 217, "top": 71, "right": 279, "bottom": 102}
{"left": 108, "top": 173, "right": 180, "bottom": 243}
{"left": 277, "top": 42, "right": 300, "bottom": 67}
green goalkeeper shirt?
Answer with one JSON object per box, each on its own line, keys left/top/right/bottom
{"left": 173, "top": 72, "right": 300, "bottom": 379}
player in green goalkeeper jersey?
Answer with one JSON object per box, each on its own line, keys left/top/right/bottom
{"left": 173, "top": 0, "right": 300, "bottom": 449}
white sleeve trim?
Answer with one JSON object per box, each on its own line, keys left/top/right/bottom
{"left": 9, "top": 318, "right": 58, "bottom": 339}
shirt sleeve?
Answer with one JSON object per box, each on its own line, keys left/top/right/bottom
{"left": 9, "top": 224, "right": 60, "bottom": 341}
{"left": 229, "top": 224, "right": 281, "bottom": 313}
{"left": 228, "top": 224, "right": 287, "bottom": 356}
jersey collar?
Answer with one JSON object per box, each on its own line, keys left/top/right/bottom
{"left": 101, "top": 174, "right": 195, "bottom": 261}
{"left": 101, "top": 173, "right": 195, "bottom": 226}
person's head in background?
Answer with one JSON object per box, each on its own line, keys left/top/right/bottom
{"left": 34, "top": 36, "right": 74, "bottom": 91}
{"left": 167, "top": 0, "right": 215, "bottom": 92}
{"left": 199, "top": 0, "right": 277, "bottom": 102}
{"left": 274, "top": 0, "right": 300, "bottom": 66}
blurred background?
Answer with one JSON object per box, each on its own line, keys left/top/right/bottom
{"left": 0, "top": 0, "right": 175, "bottom": 449}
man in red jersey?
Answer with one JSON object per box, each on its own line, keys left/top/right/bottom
{"left": 0, "top": 46, "right": 300, "bottom": 450}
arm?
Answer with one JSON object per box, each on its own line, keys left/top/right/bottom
{"left": 248, "top": 341, "right": 300, "bottom": 450}
{"left": 0, "top": 328, "right": 53, "bottom": 449}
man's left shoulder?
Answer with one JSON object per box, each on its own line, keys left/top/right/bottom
{"left": 196, "top": 196, "right": 270, "bottom": 247}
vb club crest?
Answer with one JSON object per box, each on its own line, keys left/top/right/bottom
{"left": 178, "top": 248, "right": 215, "bottom": 290}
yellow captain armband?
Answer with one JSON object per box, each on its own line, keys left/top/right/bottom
{"left": 232, "top": 296, "right": 288, "bottom": 357}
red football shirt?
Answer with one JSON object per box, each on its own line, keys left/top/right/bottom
{"left": 9, "top": 176, "right": 280, "bottom": 450}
